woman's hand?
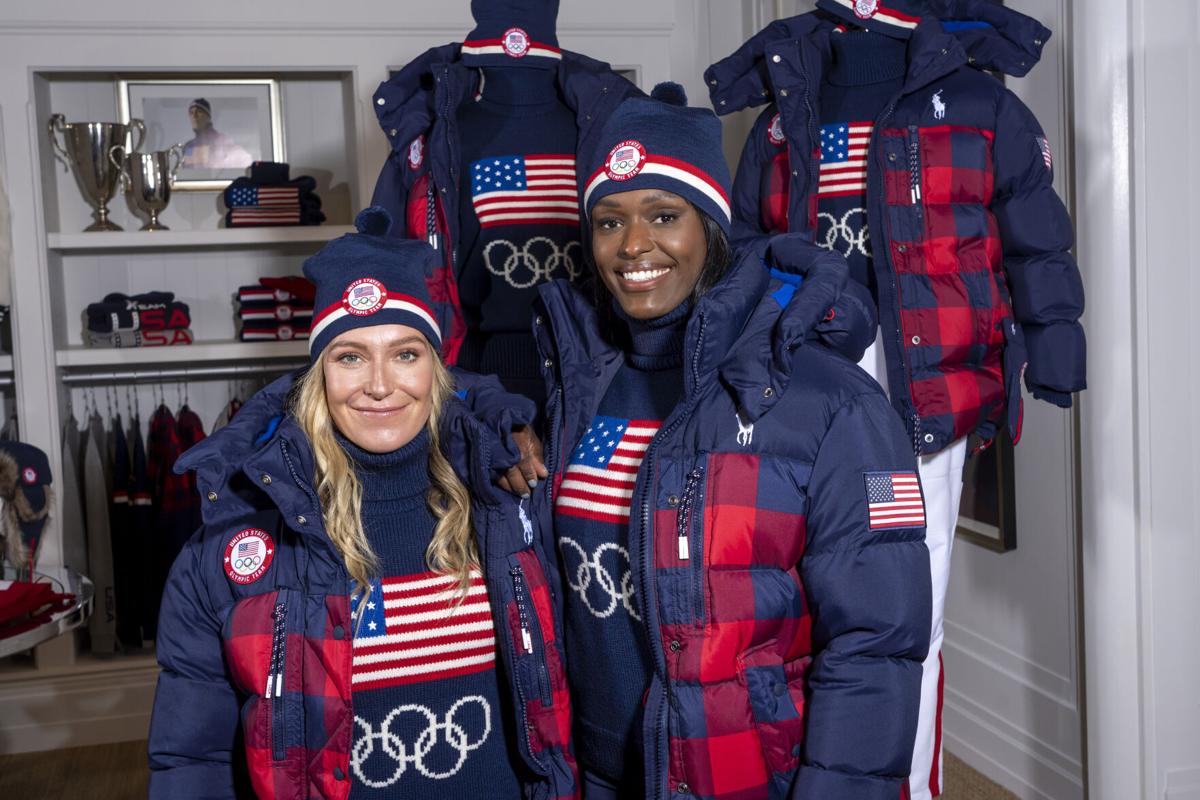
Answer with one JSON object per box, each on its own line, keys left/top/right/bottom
{"left": 498, "top": 425, "right": 549, "bottom": 497}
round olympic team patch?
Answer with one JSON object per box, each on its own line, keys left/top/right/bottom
{"left": 408, "top": 136, "right": 425, "bottom": 170}
{"left": 605, "top": 140, "right": 646, "bottom": 181}
{"left": 768, "top": 113, "right": 786, "bottom": 145}
{"left": 277, "top": 324, "right": 295, "bottom": 340}
{"left": 503, "top": 27, "right": 530, "bottom": 58}
{"left": 275, "top": 305, "right": 293, "bottom": 321}
{"left": 21, "top": 466, "right": 37, "bottom": 485}
{"left": 854, "top": 0, "right": 880, "bottom": 19}
{"left": 273, "top": 288, "right": 289, "bottom": 303}
{"left": 224, "top": 528, "right": 275, "bottom": 585}
{"left": 343, "top": 278, "right": 387, "bottom": 316}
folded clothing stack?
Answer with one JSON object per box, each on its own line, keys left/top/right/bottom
{"left": 84, "top": 291, "right": 193, "bottom": 348}
{"left": 222, "top": 161, "right": 326, "bottom": 227}
{"left": 235, "top": 276, "right": 315, "bottom": 342}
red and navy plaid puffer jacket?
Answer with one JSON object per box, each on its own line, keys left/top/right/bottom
{"left": 147, "top": 374, "right": 577, "bottom": 800}
{"left": 705, "top": 0, "right": 1086, "bottom": 455}
{"left": 532, "top": 237, "right": 932, "bottom": 800}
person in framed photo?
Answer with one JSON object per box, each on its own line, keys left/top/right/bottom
{"left": 180, "top": 98, "right": 253, "bottom": 170}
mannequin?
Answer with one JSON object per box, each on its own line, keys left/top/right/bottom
{"left": 706, "top": 1, "right": 1087, "bottom": 797}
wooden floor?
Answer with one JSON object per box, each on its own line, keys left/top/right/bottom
{"left": 0, "top": 741, "right": 1019, "bottom": 799}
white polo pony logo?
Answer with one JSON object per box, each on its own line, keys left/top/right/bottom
{"left": 932, "top": 90, "right": 947, "bottom": 120}
{"left": 735, "top": 410, "right": 754, "bottom": 447}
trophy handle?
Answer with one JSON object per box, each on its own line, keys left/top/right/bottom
{"left": 47, "top": 113, "right": 71, "bottom": 172}
{"left": 108, "top": 145, "right": 131, "bottom": 192}
{"left": 167, "top": 143, "right": 185, "bottom": 185}
{"left": 127, "top": 118, "right": 146, "bottom": 152}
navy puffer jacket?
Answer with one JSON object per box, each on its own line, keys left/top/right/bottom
{"left": 705, "top": 0, "right": 1086, "bottom": 454}
{"left": 532, "top": 237, "right": 932, "bottom": 800}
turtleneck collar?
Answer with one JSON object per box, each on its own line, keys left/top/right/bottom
{"left": 336, "top": 427, "right": 431, "bottom": 504}
{"left": 476, "top": 66, "right": 561, "bottom": 115}
{"left": 614, "top": 298, "right": 691, "bottom": 371}
{"left": 827, "top": 30, "right": 909, "bottom": 86}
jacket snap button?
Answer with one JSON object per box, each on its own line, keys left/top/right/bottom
{"left": 762, "top": 386, "right": 774, "bottom": 398}
{"left": 772, "top": 54, "right": 781, "bottom": 63}
{"left": 389, "top": 128, "right": 397, "bottom": 137}
{"left": 207, "top": 491, "right": 218, "bottom": 502}
{"left": 791, "top": 170, "right": 798, "bottom": 176}
{"left": 296, "top": 515, "right": 307, "bottom": 525}
{"left": 911, "top": 335, "right": 921, "bottom": 345}
{"left": 375, "top": 97, "right": 385, "bottom": 106}
{"left": 888, "top": 153, "right": 897, "bottom": 162}
{"left": 678, "top": 783, "right": 691, "bottom": 794}
{"left": 779, "top": 89, "right": 789, "bottom": 97}
{"left": 773, "top": 682, "right": 787, "bottom": 697}
{"left": 897, "top": 244, "right": 907, "bottom": 253}
{"left": 333, "top": 767, "right": 346, "bottom": 780}
{"left": 543, "top": 358, "right": 554, "bottom": 369}
{"left": 924, "top": 433, "right": 935, "bottom": 444}
{"left": 667, "top": 494, "right": 679, "bottom": 507}
{"left": 669, "top": 639, "right": 682, "bottom": 652}
{"left": 1034, "top": 38, "right": 1043, "bottom": 45}
{"left": 719, "top": 99, "right": 727, "bottom": 106}
{"left": 710, "top": 78, "right": 717, "bottom": 86}
{"left": 260, "top": 474, "right": 272, "bottom": 485}
{"left": 333, "top": 625, "right": 344, "bottom": 640}
{"left": 535, "top": 315, "right": 544, "bottom": 326}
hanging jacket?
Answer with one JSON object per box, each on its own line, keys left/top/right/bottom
{"left": 704, "top": 1, "right": 1086, "bottom": 455}
{"left": 370, "top": 44, "right": 641, "bottom": 362}
{"left": 147, "top": 374, "right": 577, "bottom": 800}
{"left": 532, "top": 236, "right": 931, "bottom": 800}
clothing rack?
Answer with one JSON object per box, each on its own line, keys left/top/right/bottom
{"left": 59, "top": 361, "right": 306, "bottom": 385}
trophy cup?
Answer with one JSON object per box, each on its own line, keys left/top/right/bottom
{"left": 47, "top": 114, "right": 145, "bottom": 232}
{"left": 109, "top": 144, "right": 184, "bottom": 232}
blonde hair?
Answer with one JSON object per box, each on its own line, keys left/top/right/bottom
{"left": 292, "top": 343, "right": 476, "bottom": 598}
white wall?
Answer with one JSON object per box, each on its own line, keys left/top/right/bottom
{"left": 941, "top": 2, "right": 1086, "bottom": 798}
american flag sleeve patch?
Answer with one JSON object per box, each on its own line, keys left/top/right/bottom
{"left": 864, "top": 471, "right": 926, "bottom": 530}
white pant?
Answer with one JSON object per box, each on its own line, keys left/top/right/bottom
{"left": 858, "top": 336, "right": 966, "bottom": 800}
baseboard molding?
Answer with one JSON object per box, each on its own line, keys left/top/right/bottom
{"left": 0, "top": 658, "right": 158, "bottom": 754}
{"left": 944, "top": 687, "right": 1084, "bottom": 800}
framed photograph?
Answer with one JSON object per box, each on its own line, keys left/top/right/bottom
{"left": 956, "top": 430, "right": 1018, "bottom": 552}
{"left": 117, "top": 77, "right": 284, "bottom": 191}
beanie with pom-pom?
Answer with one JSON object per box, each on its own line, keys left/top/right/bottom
{"left": 303, "top": 206, "right": 442, "bottom": 361}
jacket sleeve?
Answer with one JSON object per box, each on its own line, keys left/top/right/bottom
{"left": 148, "top": 535, "right": 240, "bottom": 799}
{"left": 991, "top": 88, "right": 1086, "bottom": 407}
{"left": 369, "top": 153, "right": 412, "bottom": 239}
{"left": 730, "top": 107, "right": 775, "bottom": 251}
{"left": 791, "top": 391, "right": 931, "bottom": 800}
{"left": 449, "top": 366, "right": 537, "bottom": 431}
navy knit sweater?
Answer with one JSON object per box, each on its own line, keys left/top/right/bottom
{"left": 554, "top": 300, "right": 689, "bottom": 784}
{"left": 342, "top": 429, "right": 520, "bottom": 799}
{"left": 817, "top": 31, "right": 907, "bottom": 296}
{"left": 456, "top": 66, "right": 580, "bottom": 406}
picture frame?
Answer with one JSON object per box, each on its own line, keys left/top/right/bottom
{"left": 116, "top": 77, "right": 284, "bottom": 191}
{"left": 956, "top": 429, "right": 1018, "bottom": 552}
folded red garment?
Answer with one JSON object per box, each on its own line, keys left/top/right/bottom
{"left": 258, "top": 276, "right": 316, "bottom": 303}
{"left": 239, "top": 323, "right": 309, "bottom": 342}
{"left": 0, "top": 581, "right": 74, "bottom": 639}
{"left": 238, "top": 303, "right": 314, "bottom": 323}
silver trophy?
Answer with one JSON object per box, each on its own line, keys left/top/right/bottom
{"left": 109, "top": 144, "right": 183, "bottom": 232}
{"left": 47, "top": 114, "right": 146, "bottom": 232}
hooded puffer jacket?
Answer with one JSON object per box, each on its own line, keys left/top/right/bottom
{"left": 532, "top": 237, "right": 932, "bottom": 800}
{"left": 147, "top": 374, "right": 577, "bottom": 800}
{"left": 705, "top": 0, "right": 1086, "bottom": 455}
{"left": 370, "top": 45, "right": 641, "bottom": 362}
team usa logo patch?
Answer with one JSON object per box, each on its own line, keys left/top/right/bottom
{"left": 276, "top": 324, "right": 295, "bottom": 340}
{"left": 503, "top": 27, "right": 530, "bottom": 58}
{"left": 768, "top": 112, "right": 786, "bottom": 145}
{"left": 864, "top": 471, "right": 925, "bottom": 530}
{"left": 854, "top": 0, "right": 880, "bottom": 18}
{"left": 223, "top": 528, "right": 275, "bottom": 585}
{"left": 408, "top": 135, "right": 425, "bottom": 170}
{"left": 21, "top": 467, "right": 37, "bottom": 485}
{"left": 605, "top": 139, "right": 646, "bottom": 181}
{"left": 343, "top": 278, "right": 387, "bottom": 316}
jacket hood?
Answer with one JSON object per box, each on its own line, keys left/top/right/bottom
{"left": 176, "top": 371, "right": 527, "bottom": 529}
{"left": 535, "top": 233, "right": 876, "bottom": 422}
{"left": 705, "top": 1, "right": 1050, "bottom": 114}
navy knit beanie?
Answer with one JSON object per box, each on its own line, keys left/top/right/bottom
{"left": 583, "top": 83, "right": 732, "bottom": 234}
{"left": 815, "top": 0, "right": 928, "bottom": 38}
{"left": 462, "top": 0, "right": 561, "bottom": 67}
{"left": 304, "top": 207, "right": 441, "bottom": 361}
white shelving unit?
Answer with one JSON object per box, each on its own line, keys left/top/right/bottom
{"left": 56, "top": 339, "right": 308, "bottom": 368}
{"left": 48, "top": 225, "right": 354, "bottom": 252}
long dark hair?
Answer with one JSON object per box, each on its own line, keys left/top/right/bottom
{"left": 588, "top": 203, "right": 732, "bottom": 344}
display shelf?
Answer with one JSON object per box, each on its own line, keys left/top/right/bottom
{"left": 0, "top": 354, "right": 12, "bottom": 372}
{"left": 0, "top": 650, "right": 158, "bottom": 684}
{"left": 56, "top": 339, "right": 308, "bottom": 368}
{"left": 47, "top": 225, "right": 354, "bottom": 252}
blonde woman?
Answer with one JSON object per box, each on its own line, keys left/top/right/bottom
{"left": 148, "top": 209, "right": 575, "bottom": 800}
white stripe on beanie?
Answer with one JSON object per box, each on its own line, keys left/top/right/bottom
{"left": 308, "top": 298, "right": 441, "bottom": 353}
{"left": 584, "top": 160, "right": 731, "bottom": 223}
